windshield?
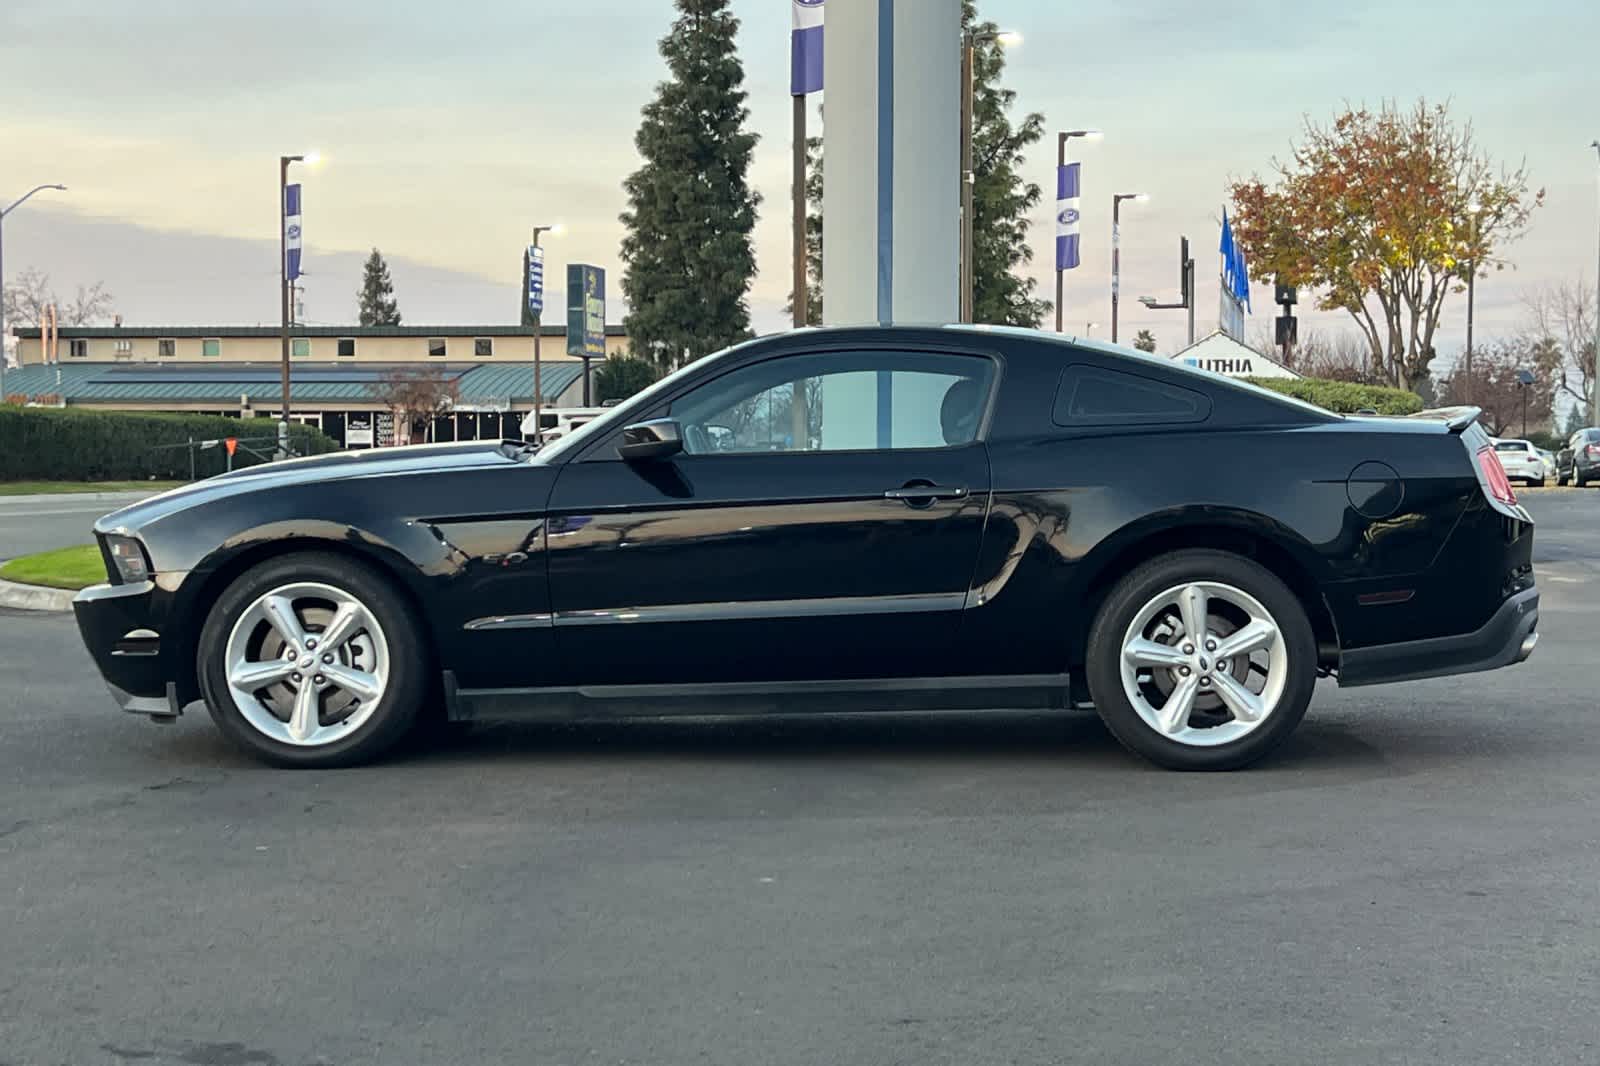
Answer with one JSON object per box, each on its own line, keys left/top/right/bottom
{"left": 533, "top": 341, "right": 753, "bottom": 463}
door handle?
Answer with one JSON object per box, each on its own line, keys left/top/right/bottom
{"left": 884, "top": 484, "right": 968, "bottom": 503}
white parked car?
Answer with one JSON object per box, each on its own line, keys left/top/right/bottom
{"left": 1537, "top": 448, "right": 1558, "bottom": 480}
{"left": 1491, "top": 438, "right": 1547, "bottom": 487}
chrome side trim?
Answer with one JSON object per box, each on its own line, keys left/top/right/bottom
{"left": 555, "top": 592, "right": 967, "bottom": 627}
{"left": 463, "top": 613, "right": 554, "bottom": 631}
{"left": 462, "top": 592, "right": 966, "bottom": 632}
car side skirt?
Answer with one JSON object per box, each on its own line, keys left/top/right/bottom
{"left": 442, "top": 671, "right": 1072, "bottom": 722}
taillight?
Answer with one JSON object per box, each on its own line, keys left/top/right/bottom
{"left": 1586, "top": 444, "right": 1600, "bottom": 459}
{"left": 1475, "top": 446, "right": 1517, "bottom": 506}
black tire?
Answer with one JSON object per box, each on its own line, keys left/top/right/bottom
{"left": 197, "top": 552, "right": 428, "bottom": 768}
{"left": 1558, "top": 475, "right": 1569, "bottom": 487}
{"left": 1528, "top": 478, "right": 1545, "bottom": 489}
{"left": 1084, "top": 549, "right": 1317, "bottom": 771}
{"left": 1577, "top": 473, "right": 1588, "bottom": 488}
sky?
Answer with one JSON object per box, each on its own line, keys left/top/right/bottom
{"left": 2, "top": 0, "right": 1597, "bottom": 366}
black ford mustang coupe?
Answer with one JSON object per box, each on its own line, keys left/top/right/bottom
{"left": 74, "top": 326, "right": 1538, "bottom": 770}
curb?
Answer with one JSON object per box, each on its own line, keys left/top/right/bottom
{"left": 0, "top": 577, "right": 76, "bottom": 613}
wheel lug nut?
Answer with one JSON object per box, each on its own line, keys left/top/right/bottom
{"left": 286, "top": 650, "right": 297, "bottom": 660}
{"left": 1182, "top": 644, "right": 1194, "bottom": 655}
{"left": 322, "top": 654, "right": 333, "bottom": 664}
{"left": 1205, "top": 640, "right": 1217, "bottom": 652}
{"left": 1179, "top": 666, "right": 1191, "bottom": 676}
{"left": 306, "top": 639, "right": 318, "bottom": 650}
{"left": 291, "top": 672, "right": 303, "bottom": 683}
{"left": 314, "top": 675, "right": 326, "bottom": 686}
{"left": 1200, "top": 677, "right": 1212, "bottom": 687}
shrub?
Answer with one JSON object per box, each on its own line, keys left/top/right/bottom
{"left": 0, "top": 406, "right": 336, "bottom": 481}
{"left": 1242, "top": 377, "right": 1423, "bottom": 416}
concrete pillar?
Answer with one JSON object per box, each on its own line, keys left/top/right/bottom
{"left": 821, "top": 0, "right": 960, "bottom": 327}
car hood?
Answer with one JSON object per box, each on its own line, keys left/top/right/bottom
{"left": 95, "top": 439, "right": 528, "bottom": 534}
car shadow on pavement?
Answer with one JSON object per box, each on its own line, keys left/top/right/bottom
{"left": 391, "top": 708, "right": 1432, "bottom": 778}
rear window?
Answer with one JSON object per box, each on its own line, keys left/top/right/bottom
{"left": 1494, "top": 442, "right": 1528, "bottom": 452}
{"left": 1052, "top": 365, "right": 1210, "bottom": 427}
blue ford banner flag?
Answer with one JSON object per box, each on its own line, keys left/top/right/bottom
{"left": 1055, "top": 163, "right": 1082, "bottom": 271}
{"left": 1220, "top": 209, "right": 1250, "bottom": 311}
{"left": 791, "top": 0, "right": 823, "bottom": 95}
{"left": 527, "top": 245, "right": 544, "bottom": 316}
{"left": 284, "top": 183, "right": 303, "bottom": 281}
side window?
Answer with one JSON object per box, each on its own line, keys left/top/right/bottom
{"left": 1052, "top": 364, "right": 1209, "bottom": 427}
{"left": 666, "top": 350, "right": 995, "bottom": 455}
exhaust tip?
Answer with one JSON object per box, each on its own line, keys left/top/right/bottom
{"left": 1517, "top": 631, "right": 1539, "bottom": 663}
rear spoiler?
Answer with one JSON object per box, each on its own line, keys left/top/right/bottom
{"left": 1409, "top": 406, "right": 1482, "bottom": 433}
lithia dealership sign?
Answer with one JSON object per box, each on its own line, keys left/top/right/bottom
{"left": 1170, "top": 332, "right": 1300, "bottom": 381}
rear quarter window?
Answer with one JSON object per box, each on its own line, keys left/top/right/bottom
{"left": 1052, "top": 364, "right": 1211, "bottom": 428}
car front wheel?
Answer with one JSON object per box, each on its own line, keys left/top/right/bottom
{"left": 197, "top": 552, "right": 427, "bottom": 768}
{"left": 1084, "top": 550, "right": 1316, "bottom": 771}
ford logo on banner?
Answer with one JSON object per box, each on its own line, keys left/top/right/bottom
{"left": 796, "top": 0, "right": 823, "bottom": 6}
{"left": 286, "top": 224, "right": 302, "bottom": 240}
{"left": 1056, "top": 208, "right": 1080, "bottom": 227}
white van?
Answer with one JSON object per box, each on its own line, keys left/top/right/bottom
{"left": 519, "top": 406, "right": 609, "bottom": 444}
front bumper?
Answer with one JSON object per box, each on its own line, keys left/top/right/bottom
{"left": 73, "top": 580, "right": 182, "bottom": 718}
{"left": 1337, "top": 586, "right": 1539, "bottom": 687}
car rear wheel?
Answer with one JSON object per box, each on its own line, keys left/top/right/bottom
{"left": 1528, "top": 478, "right": 1545, "bottom": 488}
{"left": 1084, "top": 550, "right": 1316, "bottom": 771}
{"left": 197, "top": 552, "right": 427, "bottom": 768}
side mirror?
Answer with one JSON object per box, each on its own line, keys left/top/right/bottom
{"left": 618, "top": 418, "right": 684, "bottom": 462}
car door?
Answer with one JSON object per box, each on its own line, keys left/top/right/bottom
{"left": 543, "top": 346, "right": 998, "bottom": 685}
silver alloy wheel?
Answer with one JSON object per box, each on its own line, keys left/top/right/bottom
{"left": 223, "top": 581, "right": 390, "bottom": 747}
{"left": 1118, "top": 581, "right": 1287, "bottom": 747}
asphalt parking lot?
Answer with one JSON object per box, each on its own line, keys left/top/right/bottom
{"left": 2, "top": 489, "right": 1598, "bottom": 1066}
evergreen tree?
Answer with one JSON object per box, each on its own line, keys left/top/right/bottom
{"left": 784, "top": 105, "right": 824, "bottom": 326}
{"left": 1133, "top": 329, "right": 1158, "bottom": 353}
{"left": 1564, "top": 403, "right": 1588, "bottom": 437}
{"left": 964, "top": 0, "right": 1048, "bottom": 327}
{"left": 620, "top": 0, "right": 760, "bottom": 372}
{"left": 358, "top": 249, "right": 402, "bottom": 326}
{"left": 594, "top": 355, "right": 660, "bottom": 404}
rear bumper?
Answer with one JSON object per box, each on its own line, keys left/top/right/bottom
{"left": 1337, "top": 586, "right": 1539, "bottom": 687}
{"left": 73, "top": 580, "right": 182, "bottom": 717}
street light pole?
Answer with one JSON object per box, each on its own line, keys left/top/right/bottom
{"left": 959, "top": 28, "right": 1020, "bottom": 324}
{"left": 0, "top": 183, "right": 67, "bottom": 404}
{"left": 1111, "top": 192, "right": 1146, "bottom": 344}
{"left": 1591, "top": 140, "right": 1600, "bottom": 425}
{"left": 1464, "top": 203, "right": 1483, "bottom": 406}
{"left": 1053, "top": 129, "right": 1100, "bottom": 333}
{"left": 529, "top": 224, "right": 561, "bottom": 444}
{"left": 278, "top": 153, "right": 318, "bottom": 456}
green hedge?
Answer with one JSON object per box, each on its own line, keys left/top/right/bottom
{"left": 0, "top": 406, "right": 337, "bottom": 481}
{"left": 1243, "top": 377, "right": 1423, "bottom": 416}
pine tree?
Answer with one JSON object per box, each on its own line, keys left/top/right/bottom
{"left": 594, "top": 356, "right": 660, "bottom": 403}
{"left": 785, "top": 105, "right": 824, "bottom": 326}
{"left": 964, "top": 0, "right": 1048, "bottom": 327}
{"left": 358, "top": 249, "right": 402, "bottom": 326}
{"left": 620, "top": 0, "right": 760, "bottom": 371}
{"left": 1133, "top": 329, "right": 1158, "bottom": 353}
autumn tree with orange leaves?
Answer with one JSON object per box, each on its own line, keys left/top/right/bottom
{"left": 1229, "top": 100, "right": 1541, "bottom": 390}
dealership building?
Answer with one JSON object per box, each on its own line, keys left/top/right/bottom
{"left": 4, "top": 324, "right": 628, "bottom": 448}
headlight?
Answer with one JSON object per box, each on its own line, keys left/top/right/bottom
{"left": 104, "top": 535, "right": 152, "bottom": 584}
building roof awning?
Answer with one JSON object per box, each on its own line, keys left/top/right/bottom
{"left": 0, "top": 361, "right": 585, "bottom": 405}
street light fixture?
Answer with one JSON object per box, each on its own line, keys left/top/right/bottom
{"left": 1111, "top": 192, "right": 1148, "bottom": 344}
{"left": 1053, "top": 128, "right": 1101, "bottom": 332}
{"left": 278, "top": 153, "right": 319, "bottom": 457}
{"left": 529, "top": 223, "right": 562, "bottom": 445}
{"left": 0, "top": 183, "right": 68, "bottom": 405}
{"left": 959, "top": 27, "right": 1022, "bottom": 323}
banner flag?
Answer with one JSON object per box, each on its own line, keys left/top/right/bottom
{"left": 791, "top": 0, "right": 824, "bottom": 95}
{"left": 284, "top": 183, "right": 303, "bottom": 281}
{"left": 1055, "top": 163, "right": 1082, "bottom": 271}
